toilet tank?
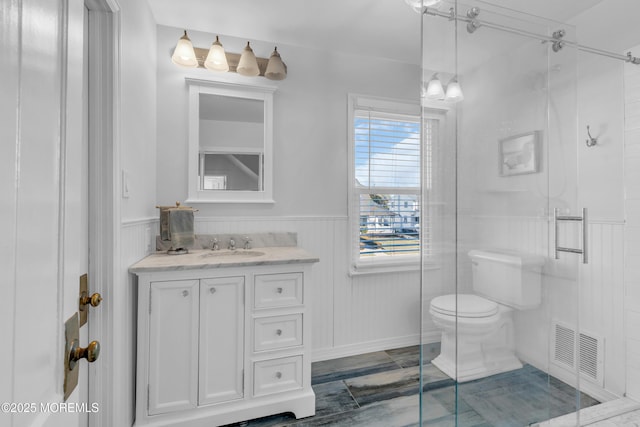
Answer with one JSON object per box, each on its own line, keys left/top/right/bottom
{"left": 469, "top": 249, "right": 545, "bottom": 310}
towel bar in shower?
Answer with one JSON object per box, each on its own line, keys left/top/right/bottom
{"left": 553, "top": 207, "right": 588, "bottom": 264}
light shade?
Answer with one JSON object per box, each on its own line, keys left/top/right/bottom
{"left": 204, "top": 36, "right": 229, "bottom": 72}
{"left": 404, "top": 0, "right": 443, "bottom": 13}
{"left": 265, "top": 47, "right": 286, "bottom": 80}
{"left": 425, "top": 75, "right": 445, "bottom": 100}
{"left": 236, "top": 42, "right": 260, "bottom": 76}
{"left": 171, "top": 30, "right": 198, "bottom": 68}
{"left": 445, "top": 79, "right": 464, "bottom": 102}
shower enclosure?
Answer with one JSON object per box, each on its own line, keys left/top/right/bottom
{"left": 419, "top": 1, "right": 590, "bottom": 425}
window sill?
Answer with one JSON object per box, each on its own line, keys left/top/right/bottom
{"left": 349, "top": 256, "right": 441, "bottom": 277}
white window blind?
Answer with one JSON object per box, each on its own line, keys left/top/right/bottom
{"left": 353, "top": 109, "right": 430, "bottom": 262}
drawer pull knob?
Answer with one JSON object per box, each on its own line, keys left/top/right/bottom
{"left": 182, "top": 290, "right": 189, "bottom": 297}
{"left": 275, "top": 371, "right": 282, "bottom": 379}
{"left": 276, "top": 287, "right": 283, "bottom": 294}
{"left": 276, "top": 329, "right": 283, "bottom": 336}
{"left": 210, "top": 287, "right": 216, "bottom": 294}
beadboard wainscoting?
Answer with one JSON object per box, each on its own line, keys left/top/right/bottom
{"left": 625, "top": 51, "right": 640, "bottom": 401}
{"left": 192, "top": 216, "right": 431, "bottom": 361}
{"left": 120, "top": 218, "right": 157, "bottom": 427}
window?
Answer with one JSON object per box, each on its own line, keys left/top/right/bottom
{"left": 348, "top": 94, "right": 437, "bottom": 273}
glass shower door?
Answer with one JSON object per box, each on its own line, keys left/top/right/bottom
{"left": 420, "top": 1, "right": 586, "bottom": 425}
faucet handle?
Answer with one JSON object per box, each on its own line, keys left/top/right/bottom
{"left": 243, "top": 236, "right": 252, "bottom": 249}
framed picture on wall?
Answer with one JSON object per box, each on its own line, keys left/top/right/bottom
{"left": 499, "top": 131, "right": 540, "bottom": 176}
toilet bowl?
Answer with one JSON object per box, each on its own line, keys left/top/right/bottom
{"left": 429, "top": 250, "right": 545, "bottom": 382}
{"left": 430, "top": 294, "right": 522, "bottom": 382}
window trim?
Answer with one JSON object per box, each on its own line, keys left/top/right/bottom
{"left": 346, "top": 93, "right": 455, "bottom": 276}
{"left": 348, "top": 94, "right": 421, "bottom": 275}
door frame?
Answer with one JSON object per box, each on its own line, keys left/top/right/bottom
{"left": 84, "top": 1, "right": 121, "bottom": 426}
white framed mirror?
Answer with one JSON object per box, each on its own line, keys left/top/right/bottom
{"left": 186, "top": 78, "right": 275, "bottom": 203}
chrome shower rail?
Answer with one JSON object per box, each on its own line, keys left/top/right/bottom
{"left": 554, "top": 207, "right": 589, "bottom": 264}
{"left": 423, "top": 7, "right": 640, "bottom": 65}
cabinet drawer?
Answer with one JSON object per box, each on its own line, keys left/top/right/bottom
{"left": 254, "top": 273, "right": 303, "bottom": 309}
{"left": 253, "top": 356, "right": 303, "bottom": 396}
{"left": 254, "top": 314, "right": 303, "bottom": 352}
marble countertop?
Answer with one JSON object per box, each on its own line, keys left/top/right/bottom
{"left": 129, "top": 246, "right": 319, "bottom": 273}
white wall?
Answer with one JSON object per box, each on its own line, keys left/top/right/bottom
{"left": 120, "top": 1, "right": 157, "bottom": 222}
{"left": 117, "top": 1, "right": 157, "bottom": 426}
{"left": 155, "top": 24, "right": 426, "bottom": 359}
{"left": 156, "top": 24, "right": 420, "bottom": 217}
{"left": 624, "top": 45, "right": 640, "bottom": 401}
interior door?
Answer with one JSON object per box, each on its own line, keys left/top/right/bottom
{"left": 0, "top": 1, "right": 94, "bottom": 426}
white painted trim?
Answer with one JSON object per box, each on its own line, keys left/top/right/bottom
{"left": 122, "top": 217, "right": 157, "bottom": 227}
{"left": 194, "top": 215, "right": 349, "bottom": 222}
{"left": 86, "top": 2, "right": 120, "bottom": 427}
{"left": 470, "top": 214, "right": 625, "bottom": 225}
{"left": 186, "top": 80, "right": 275, "bottom": 204}
{"left": 311, "top": 332, "right": 439, "bottom": 362}
{"left": 56, "top": 0, "right": 70, "bottom": 403}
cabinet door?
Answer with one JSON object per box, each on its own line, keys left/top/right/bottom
{"left": 149, "top": 280, "right": 199, "bottom": 415}
{"left": 199, "top": 276, "right": 245, "bottom": 405}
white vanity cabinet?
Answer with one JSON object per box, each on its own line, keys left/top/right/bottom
{"left": 131, "top": 250, "right": 317, "bottom": 427}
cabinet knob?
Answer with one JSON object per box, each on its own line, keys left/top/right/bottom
{"left": 276, "top": 329, "right": 282, "bottom": 336}
{"left": 275, "top": 371, "right": 282, "bottom": 379}
{"left": 210, "top": 287, "right": 216, "bottom": 294}
{"left": 182, "top": 290, "right": 189, "bottom": 297}
{"left": 276, "top": 287, "right": 283, "bottom": 294}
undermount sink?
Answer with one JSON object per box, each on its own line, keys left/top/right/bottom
{"left": 199, "top": 250, "right": 265, "bottom": 258}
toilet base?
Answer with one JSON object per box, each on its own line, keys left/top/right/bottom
{"left": 430, "top": 310, "right": 523, "bottom": 383}
{"left": 431, "top": 349, "right": 523, "bottom": 383}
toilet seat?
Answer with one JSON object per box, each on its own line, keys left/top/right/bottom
{"left": 430, "top": 294, "right": 499, "bottom": 318}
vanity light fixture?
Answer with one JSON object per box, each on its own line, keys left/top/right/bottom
{"left": 444, "top": 77, "right": 464, "bottom": 102}
{"left": 172, "top": 31, "right": 287, "bottom": 80}
{"left": 265, "top": 47, "right": 287, "bottom": 80}
{"left": 237, "top": 41, "right": 260, "bottom": 76}
{"left": 425, "top": 74, "right": 445, "bottom": 100}
{"left": 204, "top": 36, "right": 229, "bottom": 72}
{"left": 171, "top": 30, "right": 198, "bottom": 67}
{"left": 422, "top": 74, "right": 464, "bottom": 103}
{"left": 404, "top": 0, "right": 443, "bottom": 13}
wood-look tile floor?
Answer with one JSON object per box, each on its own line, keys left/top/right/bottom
{"left": 224, "top": 344, "right": 599, "bottom": 427}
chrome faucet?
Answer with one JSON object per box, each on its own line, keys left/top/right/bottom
{"left": 210, "top": 238, "right": 219, "bottom": 251}
{"left": 243, "top": 236, "right": 252, "bottom": 250}
{"left": 228, "top": 237, "right": 236, "bottom": 250}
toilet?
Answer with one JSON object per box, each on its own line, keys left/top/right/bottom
{"left": 430, "top": 249, "right": 545, "bottom": 382}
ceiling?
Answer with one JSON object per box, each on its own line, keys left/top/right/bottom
{"left": 146, "top": 0, "right": 609, "bottom": 66}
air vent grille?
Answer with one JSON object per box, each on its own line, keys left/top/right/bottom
{"left": 551, "top": 321, "right": 604, "bottom": 387}
{"left": 579, "top": 333, "right": 599, "bottom": 381}
{"left": 554, "top": 323, "right": 575, "bottom": 368}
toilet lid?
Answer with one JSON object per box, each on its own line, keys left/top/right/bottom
{"left": 430, "top": 294, "right": 499, "bottom": 318}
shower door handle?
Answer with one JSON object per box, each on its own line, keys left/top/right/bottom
{"left": 553, "top": 207, "right": 588, "bottom": 264}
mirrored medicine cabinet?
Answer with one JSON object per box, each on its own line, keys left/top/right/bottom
{"left": 186, "top": 78, "right": 275, "bottom": 203}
